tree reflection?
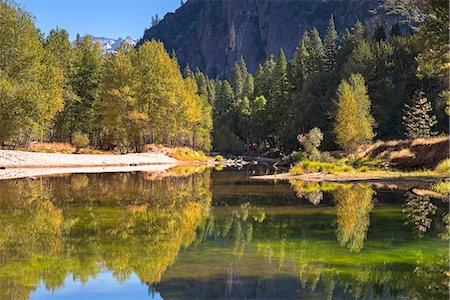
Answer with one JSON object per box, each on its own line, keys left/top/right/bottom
{"left": 332, "top": 185, "right": 375, "bottom": 252}
{"left": 0, "top": 169, "right": 212, "bottom": 299}
{"left": 402, "top": 192, "right": 437, "bottom": 237}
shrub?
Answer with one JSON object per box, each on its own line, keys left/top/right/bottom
{"left": 432, "top": 181, "right": 450, "bottom": 195}
{"left": 297, "top": 128, "right": 324, "bottom": 160}
{"left": 215, "top": 155, "right": 223, "bottom": 161}
{"left": 166, "top": 147, "right": 210, "bottom": 162}
{"left": 292, "top": 151, "right": 307, "bottom": 162}
{"left": 435, "top": 159, "right": 450, "bottom": 175}
{"left": 71, "top": 132, "right": 89, "bottom": 153}
{"left": 290, "top": 160, "right": 353, "bottom": 175}
{"left": 357, "top": 166, "right": 369, "bottom": 172}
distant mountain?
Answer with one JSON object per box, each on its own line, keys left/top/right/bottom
{"left": 90, "top": 36, "right": 137, "bottom": 53}
{"left": 138, "top": 0, "right": 403, "bottom": 78}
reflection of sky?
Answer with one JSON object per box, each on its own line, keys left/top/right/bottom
{"left": 30, "top": 272, "right": 163, "bottom": 300}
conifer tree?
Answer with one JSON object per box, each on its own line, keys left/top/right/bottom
{"left": 334, "top": 74, "right": 375, "bottom": 152}
{"left": 253, "top": 64, "right": 265, "bottom": 97}
{"left": 390, "top": 23, "right": 402, "bottom": 37}
{"left": 374, "top": 24, "right": 387, "bottom": 42}
{"left": 231, "top": 61, "right": 244, "bottom": 100}
{"left": 292, "top": 39, "right": 310, "bottom": 91}
{"left": 269, "top": 49, "right": 290, "bottom": 145}
{"left": 402, "top": 91, "right": 437, "bottom": 138}
{"left": 307, "top": 27, "right": 325, "bottom": 74}
{"left": 323, "top": 15, "right": 339, "bottom": 72}
{"left": 243, "top": 74, "right": 254, "bottom": 99}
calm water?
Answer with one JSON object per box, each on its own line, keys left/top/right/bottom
{"left": 0, "top": 166, "right": 448, "bottom": 300}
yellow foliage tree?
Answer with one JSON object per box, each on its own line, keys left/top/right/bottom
{"left": 334, "top": 74, "right": 375, "bottom": 152}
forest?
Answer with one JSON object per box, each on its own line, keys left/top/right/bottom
{"left": 0, "top": 0, "right": 448, "bottom": 155}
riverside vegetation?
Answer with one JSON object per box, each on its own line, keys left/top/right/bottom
{"left": 0, "top": 0, "right": 448, "bottom": 165}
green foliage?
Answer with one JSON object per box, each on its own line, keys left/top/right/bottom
{"left": 403, "top": 91, "right": 437, "bottom": 139}
{"left": 432, "top": 181, "right": 450, "bottom": 195}
{"left": 71, "top": 132, "right": 89, "bottom": 152}
{"left": 435, "top": 159, "right": 450, "bottom": 175}
{"left": 0, "top": 2, "right": 64, "bottom": 145}
{"left": 290, "top": 160, "right": 354, "bottom": 175}
{"left": 297, "top": 127, "right": 324, "bottom": 160}
{"left": 166, "top": 147, "right": 210, "bottom": 162}
{"left": 334, "top": 74, "right": 375, "bottom": 152}
{"left": 292, "top": 151, "right": 307, "bottom": 162}
{"left": 323, "top": 15, "right": 338, "bottom": 72}
{"left": 96, "top": 41, "right": 213, "bottom": 151}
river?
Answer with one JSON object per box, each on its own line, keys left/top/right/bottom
{"left": 0, "top": 166, "right": 447, "bottom": 299}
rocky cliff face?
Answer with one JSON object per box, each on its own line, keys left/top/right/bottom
{"left": 138, "top": 0, "right": 400, "bottom": 78}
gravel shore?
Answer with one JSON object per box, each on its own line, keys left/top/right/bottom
{"left": 0, "top": 150, "right": 180, "bottom": 180}
{"left": 0, "top": 150, "right": 177, "bottom": 168}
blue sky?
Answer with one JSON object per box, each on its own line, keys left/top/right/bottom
{"left": 16, "top": 0, "right": 180, "bottom": 40}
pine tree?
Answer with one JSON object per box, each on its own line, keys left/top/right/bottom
{"left": 323, "top": 15, "right": 339, "bottom": 72}
{"left": 231, "top": 61, "right": 244, "bottom": 101}
{"left": 307, "top": 27, "right": 325, "bottom": 74}
{"left": 403, "top": 91, "right": 437, "bottom": 138}
{"left": 334, "top": 74, "right": 375, "bottom": 152}
{"left": 374, "top": 24, "right": 387, "bottom": 42}
{"left": 253, "top": 64, "right": 265, "bottom": 97}
{"left": 269, "top": 49, "right": 290, "bottom": 145}
{"left": 390, "top": 23, "right": 402, "bottom": 37}
{"left": 243, "top": 74, "right": 254, "bottom": 99}
{"left": 292, "top": 39, "right": 310, "bottom": 91}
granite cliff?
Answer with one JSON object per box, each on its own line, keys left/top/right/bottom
{"left": 138, "top": 0, "right": 401, "bottom": 78}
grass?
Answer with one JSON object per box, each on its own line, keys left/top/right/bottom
{"left": 432, "top": 181, "right": 450, "bottom": 195}
{"left": 290, "top": 157, "right": 450, "bottom": 180}
{"left": 290, "top": 161, "right": 355, "bottom": 175}
{"left": 20, "top": 142, "right": 118, "bottom": 154}
{"left": 165, "top": 147, "right": 211, "bottom": 162}
{"left": 435, "top": 158, "right": 450, "bottom": 175}
{"left": 24, "top": 142, "right": 75, "bottom": 154}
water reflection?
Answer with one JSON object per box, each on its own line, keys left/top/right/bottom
{"left": 0, "top": 169, "right": 447, "bottom": 299}
{"left": 0, "top": 170, "right": 212, "bottom": 300}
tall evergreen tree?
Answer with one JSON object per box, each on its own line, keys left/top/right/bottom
{"left": 390, "top": 23, "right": 402, "bottom": 37}
{"left": 269, "top": 49, "right": 290, "bottom": 146}
{"left": 243, "top": 74, "right": 254, "bottom": 99}
{"left": 323, "top": 15, "right": 339, "bottom": 72}
{"left": 374, "top": 24, "right": 387, "bottom": 42}
{"left": 307, "top": 28, "right": 325, "bottom": 74}
{"left": 231, "top": 61, "right": 244, "bottom": 101}
{"left": 292, "top": 39, "right": 310, "bottom": 91}
{"left": 402, "top": 91, "right": 437, "bottom": 138}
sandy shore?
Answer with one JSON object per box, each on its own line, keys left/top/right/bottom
{"left": 0, "top": 164, "right": 178, "bottom": 180}
{"left": 0, "top": 150, "right": 180, "bottom": 180}
{"left": 0, "top": 150, "right": 177, "bottom": 168}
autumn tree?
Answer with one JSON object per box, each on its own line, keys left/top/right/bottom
{"left": 0, "top": 1, "right": 63, "bottom": 145}
{"left": 334, "top": 74, "right": 375, "bottom": 152}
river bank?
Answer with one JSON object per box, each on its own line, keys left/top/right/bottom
{"left": 252, "top": 171, "right": 447, "bottom": 185}
{"left": 0, "top": 149, "right": 178, "bottom": 169}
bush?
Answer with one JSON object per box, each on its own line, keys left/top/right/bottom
{"left": 435, "top": 159, "right": 450, "bottom": 175}
{"left": 71, "top": 132, "right": 89, "bottom": 153}
{"left": 357, "top": 166, "right": 369, "bottom": 172}
{"left": 292, "top": 151, "right": 307, "bottom": 162}
{"left": 166, "top": 147, "right": 210, "bottom": 162}
{"left": 215, "top": 155, "right": 223, "bottom": 161}
{"left": 432, "top": 181, "right": 450, "bottom": 195}
{"left": 290, "top": 160, "right": 353, "bottom": 175}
